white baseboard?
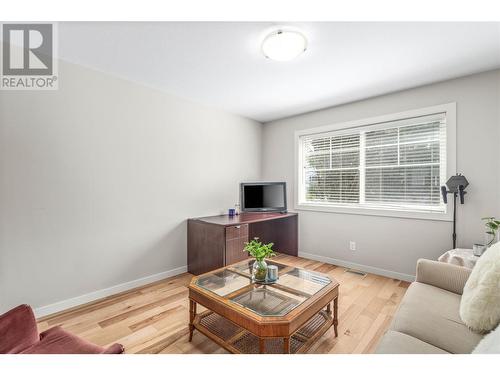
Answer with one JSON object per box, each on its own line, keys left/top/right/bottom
{"left": 299, "top": 251, "right": 415, "bottom": 282}
{"left": 34, "top": 265, "right": 188, "bottom": 318}
{"left": 34, "top": 254, "right": 413, "bottom": 318}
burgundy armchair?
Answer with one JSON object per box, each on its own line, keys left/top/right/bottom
{"left": 0, "top": 304, "right": 124, "bottom": 354}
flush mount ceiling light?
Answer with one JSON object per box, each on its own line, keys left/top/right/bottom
{"left": 261, "top": 29, "right": 307, "bottom": 61}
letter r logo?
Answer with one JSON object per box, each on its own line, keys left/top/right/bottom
{"left": 2, "top": 24, "right": 53, "bottom": 75}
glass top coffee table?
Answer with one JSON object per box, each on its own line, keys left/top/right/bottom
{"left": 188, "top": 259, "right": 339, "bottom": 354}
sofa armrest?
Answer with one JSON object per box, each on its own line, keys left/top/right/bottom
{"left": 416, "top": 259, "right": 471, "bottom": 295}
{"left": 0, "top": 304, "right": 40, "bottom": 353}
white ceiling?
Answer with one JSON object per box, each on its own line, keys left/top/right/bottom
{"left": 58, "top": 22, "right": 500, "bottom": 122}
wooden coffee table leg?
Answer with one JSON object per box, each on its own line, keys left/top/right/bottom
{"left": 189, "top": 299, "right": 197, "bottom": 342}
{"left": 283, "top": 337, "right": 290, "bottom": 354}
{"left": 326, "top": 301, "right": 331, "bottom": 314}
{"left": 333, "top": 296, "right": 338, "bottom": 338}
{"left": 259, "top": 338, "right": 265, "bottom": 354}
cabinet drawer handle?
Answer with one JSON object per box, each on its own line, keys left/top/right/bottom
{"left": 235, "top": 225, "right": 241, "bottom": 229}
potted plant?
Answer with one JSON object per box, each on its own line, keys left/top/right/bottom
{"left": 244, "top": 238, "right": 275, "bottom": 282}
{"left": 482, "top": 217, "right": 500, "bottom": 247}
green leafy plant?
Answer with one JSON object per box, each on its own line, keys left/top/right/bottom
{"left": 244, "top": 238, "right": 276, "bottom": 261}
{"left": 482, "top": 217, "right": 500, "bottom": 247}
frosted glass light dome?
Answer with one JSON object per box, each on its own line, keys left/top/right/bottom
{"left": 262, "top": 30, "right": 307, "bottom": 61}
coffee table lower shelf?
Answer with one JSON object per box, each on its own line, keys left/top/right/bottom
{"left": 192, "top": 310, "right": 333, "bottom": 354}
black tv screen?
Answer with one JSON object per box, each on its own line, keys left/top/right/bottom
{"left": 240, "top": 182, "right": 287, "bottom": 212}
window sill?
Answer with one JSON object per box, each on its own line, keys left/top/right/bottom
{"left": 295, "top": 203, "right": 452, "bottom": 222}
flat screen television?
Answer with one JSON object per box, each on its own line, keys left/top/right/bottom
{"left": 240, "top": 182, "right": 287, "bottom": 213}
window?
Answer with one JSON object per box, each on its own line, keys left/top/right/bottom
{"left": 296, "top": 105, "right": 455, "bottom": 220}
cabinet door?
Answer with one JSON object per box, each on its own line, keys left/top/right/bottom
{"left": 188, "top": 220, "right": 226, "bottom": 275}
{"left": 225, "top": 224, "right": 249, "bottom": 265}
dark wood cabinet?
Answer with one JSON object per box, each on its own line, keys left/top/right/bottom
{"left": 187, "top": 212, "right": 298, "bottom": 275}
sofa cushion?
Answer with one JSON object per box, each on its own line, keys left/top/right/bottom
{"left": 20, "top": 326, "right": 119, "bottom": 354}
{"left": 376, "top": 330, "right": 449, "bottom": 354}
{"left": 390, "top": 282, "right": 483, "bottom": 353}
{"left": 0, "top": 305, "right": 39, "bottom": 354}
{"left": 460, "top": 243, "right": 500, "bottom": 332}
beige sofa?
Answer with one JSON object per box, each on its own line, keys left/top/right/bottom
{"left": 376, "top": 259, "right": 484, "bottom": 354}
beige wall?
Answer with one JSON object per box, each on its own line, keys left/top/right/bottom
{"left": 0, "top": 61, "right": 262, "bottom": 314}
{"left": 262, "top": 70, "right": 500, "bottom": 280}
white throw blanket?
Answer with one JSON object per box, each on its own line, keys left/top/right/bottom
{"left": 473, "top": 324, "right": 500, "bottom": 353}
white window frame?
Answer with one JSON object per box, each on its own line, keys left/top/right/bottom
{"left": 294, "top": 103, "right": 456, "bottom": 221}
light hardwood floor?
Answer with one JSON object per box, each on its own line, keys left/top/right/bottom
{"left": 37, "top": 254, "right": 409, "bottom": 354}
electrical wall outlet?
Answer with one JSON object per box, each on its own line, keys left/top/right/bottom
{"left": 349, "top": 241, "right": 356, "bottom": 251}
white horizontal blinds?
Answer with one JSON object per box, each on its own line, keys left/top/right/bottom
{"left": 303, "top": 133, "right": 360, "bottom": 204}
{"left": 300, "top": 112, "right": 447, "bottom": 213}
{"left": 364, "top": 113, "right": 446, "bottom": 210}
